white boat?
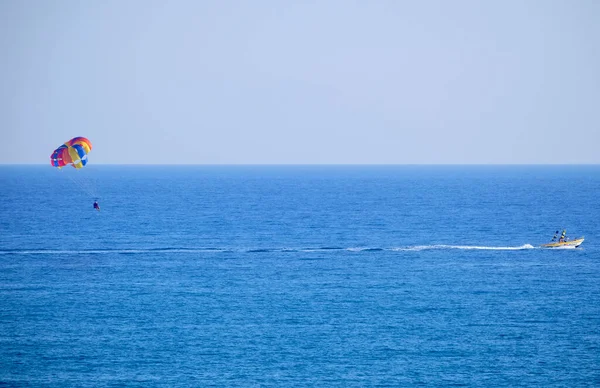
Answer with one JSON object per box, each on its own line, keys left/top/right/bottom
{"left": 541, "top": 237, "right": 584, "bottom": 248}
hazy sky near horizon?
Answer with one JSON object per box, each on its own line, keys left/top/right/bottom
{"left": 1, "top": 0, "right": 599, "bottom": 164}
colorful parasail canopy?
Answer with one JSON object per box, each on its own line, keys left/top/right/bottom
{"left": 50, "top": 137, "right": 92, "bottom": 169}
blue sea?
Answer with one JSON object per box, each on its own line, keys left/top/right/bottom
{"left": 1, "top": 165, "right": 599, "bottom": 386}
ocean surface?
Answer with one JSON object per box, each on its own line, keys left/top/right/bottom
{"left": 1, "top": 165, "right": 599, "bottom": 387}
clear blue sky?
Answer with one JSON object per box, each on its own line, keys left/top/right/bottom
{"left": 1, "top": 0, "right": 599, "bottom": 164}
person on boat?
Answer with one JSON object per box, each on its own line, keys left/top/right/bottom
{"left": 551, "top": 231, "right": 559, "bottom": 241}
{"left": 559, "top": 229, "right": 566, "bottom": 243}
{"left": 93, "top": 201, "right": 100, "bottom": 211}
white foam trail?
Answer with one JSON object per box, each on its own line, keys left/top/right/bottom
{"left": 0, "top": 244, "right": 545, "bottom": 255}
{"left": 0, "top": 248, "right": 230, "bottom": 255}
{"left": 391, "top": 244, "right": 536, "bottom": 251}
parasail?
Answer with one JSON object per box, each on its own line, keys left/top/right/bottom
{"left": 50, "top": 137, "right": 92, "bottom": 169}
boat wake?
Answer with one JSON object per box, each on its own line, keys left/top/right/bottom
{"left": 0, "top": 244, "right": 539, "bottom": 255}
{"left": 390, "top": 244, "right": 536, "bottom": 251}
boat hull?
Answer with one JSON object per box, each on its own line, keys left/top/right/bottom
{"left": 541, "top": 237, "right": 584, "bottom": 248}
